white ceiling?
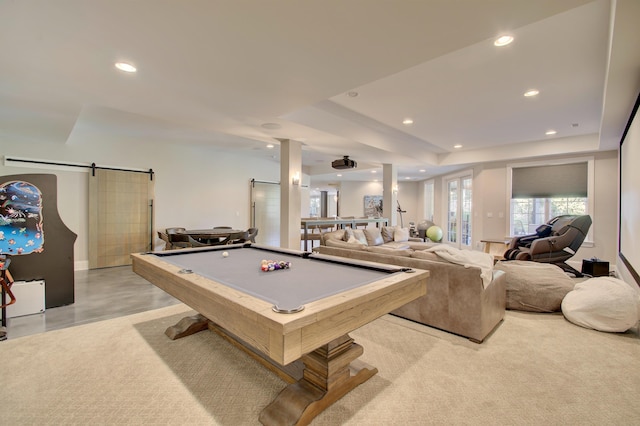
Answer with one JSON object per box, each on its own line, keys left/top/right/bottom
{"left": 2, "top": 0, "right": 639, "bottom": 188}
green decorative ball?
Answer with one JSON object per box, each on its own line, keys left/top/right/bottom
{"left": 426, "top": 225, "right": 443, "bottom": 242}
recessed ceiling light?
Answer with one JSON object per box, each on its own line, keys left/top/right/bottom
{"left": 115, "top": 62, "right": 136, "bottom": 73}
{"left": 405, "top": 177, "right": 411, "bottom": 180}
{"left": 494, "top": 35, "right": 514, "bottom": 47}
{"left": 261, "top": 123, "right": 281, "bottom": 130}
{"left": 524, "top": 89, "right": 540, "bottom": 97}
{"left": 402, "top": 118, "right": 414, "bottom": 125}
{"left": 266, "top": 144, "right": 274, "bottom": 149}
{"left": 337, "top": 174, "right": 342, "bottom": 177}
{"left": 453, "top": 144, "right": 463, "bottom": 149}
{"left": 545, "top": 130, "right": 557, "bottom": 135}
{"left": 419, "top": 169, "right": 426, "bottom": 173}
{"left": 371, "top": 170, "right": 377, "bottom": 174}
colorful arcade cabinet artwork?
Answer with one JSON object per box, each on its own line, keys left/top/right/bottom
{"left": 0, "top": 174, "right": 76, "bottom": 309}
{"left": 0, "top": 180, "right": 44, "bottom": 256}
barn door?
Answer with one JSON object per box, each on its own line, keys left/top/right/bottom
{"left": 89, "top": 169, "right": 154, "bottom": 268}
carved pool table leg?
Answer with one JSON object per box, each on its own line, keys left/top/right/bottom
{"left": 164, "top": 314, "right": 209, "bottom": 340}
{"left": 259, "top": 334, "right": 378, "bottom": 426}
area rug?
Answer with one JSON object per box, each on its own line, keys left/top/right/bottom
{"left": 2, "top": 304, "right": 639, "bottom": 425}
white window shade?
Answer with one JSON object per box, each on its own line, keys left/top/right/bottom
{"left": 512, "top": 163, "right": 588, "bottom": 198}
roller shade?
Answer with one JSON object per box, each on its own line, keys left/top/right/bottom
{"left": 512, "top": 162, "right": 587, "bottom": 198}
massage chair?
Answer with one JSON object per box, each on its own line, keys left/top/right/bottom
{"left": 504, "top": 214, "right": 592, "bottom": 276}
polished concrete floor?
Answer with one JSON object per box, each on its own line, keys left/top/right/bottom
{"left": 3, "top": 266, "right": 181, "bottom": 340}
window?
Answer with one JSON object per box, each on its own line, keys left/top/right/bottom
{"left": 511, "top": 197, "right": 587, "bottom": 235}
{"left": 443, "top": 171, "right": 472, "bottom": 248}
{"left": 309, "top": 193, "right": 320, "bottom": 217}
{"left": 508, "top": 158, "right": 593, "bottom": 239}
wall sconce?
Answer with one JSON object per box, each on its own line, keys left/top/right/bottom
{"left": 292, "top": 172, "right": 300, "bottom": 186}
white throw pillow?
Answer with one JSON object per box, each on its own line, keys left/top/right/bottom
{"left": 351, "top": 229, "right": 368, "bottom": 245}
{"left": 393, "top": 228, "right": 410, "bottom": 242}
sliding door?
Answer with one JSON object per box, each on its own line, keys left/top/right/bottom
{"left": 250, "top": 180, "right": 280, "bottom": 246}
{"left": 89, "top": 169, "right": 154, "bottom": 268}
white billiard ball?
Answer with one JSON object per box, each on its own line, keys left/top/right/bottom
{"left": 222, "top": 251, "right": 229, "bottom": 258}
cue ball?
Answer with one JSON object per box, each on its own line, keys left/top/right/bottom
{"left": 222, "top": 251, "right": 229, "bottom": 258}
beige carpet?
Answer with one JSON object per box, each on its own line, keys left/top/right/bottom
{"left": 2, "top": 303, "right": 639, "bottom": 425}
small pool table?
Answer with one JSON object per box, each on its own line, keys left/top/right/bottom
{"left": 132, "top": 243, "right": 428, "bottom": 426}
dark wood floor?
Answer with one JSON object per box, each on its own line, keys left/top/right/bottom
{"left": 3, "top": 265, "right": 181, "bottom": 340}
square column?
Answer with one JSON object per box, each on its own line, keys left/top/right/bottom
{"left": 279, "top": 139, "right": 302, "bottom": 249}
{"left": 382, "top": 164, "right": 398, "bottom": 226}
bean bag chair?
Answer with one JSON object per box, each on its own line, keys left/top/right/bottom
{"left": 561, "top": 277, "right": 640, "bottom": 332}
{"left": 494, "top": 261, "right": 575, "bottom": 312}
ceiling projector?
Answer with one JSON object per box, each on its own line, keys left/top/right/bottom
{"left": 332, "top": 156, "right": 357, "bottom": 170}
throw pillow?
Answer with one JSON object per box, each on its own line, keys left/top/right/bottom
{"left": 351, "top": 229, "right": 368, "bottom": 245}
{"left": 323, "top": 229, "right": 346, "bottom": 242}
{"left": 381, "top": 226, "right": 397, "bottom": 243}
{"left": 562, "top": 277, "right": 640, "bottom": 332}
{"left": 363, "top": 228, "right": 384, "bottom": 246}
{"left": 325, "top": 239, "right": 365, "bottom": 250}
{"left": 494, "top": 261, "right": 575, "bottom": 312}
{"left": 394, "top": 228, "right": 410, "bottom": 242}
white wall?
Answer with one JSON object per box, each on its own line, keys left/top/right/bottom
{"left": 336, "top": 181, "right": 421, "bottom": 227}
{"left": 0, "top": 136, "right": 279, "bottom": 269}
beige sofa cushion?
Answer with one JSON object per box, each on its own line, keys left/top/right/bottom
{"left": 410, "top": 250, "right": 445, "bottom": 262}
{"left": 363, "top": 228, "right": 384, "bottom": 246}
{"left": 381, "top": 241, "right": 411, "bottom": 250}
{"left": 325, "top": 239, "right": 365, "bottom": 250}
{"left": 365, "top": 246, "right": 413, "bottom": 257}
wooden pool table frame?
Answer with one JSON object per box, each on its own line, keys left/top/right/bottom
{"left": 132, "top": 247, "right": 428, "bottom": 426}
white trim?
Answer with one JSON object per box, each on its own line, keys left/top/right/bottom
{"left": 74, "top": 260, "right": 89, "bottom": 271}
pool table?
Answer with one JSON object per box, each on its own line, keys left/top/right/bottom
{"left": 131, "top": 243, "right": 428, "bottom": 426}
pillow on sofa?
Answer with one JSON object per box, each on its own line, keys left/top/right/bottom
{"left": 346, "top": 229, "right": 367, "bottom": 245}
{"left": 494, "top": 261, "right": 575, "bottom": 312}
{"left": 323, "top": 229, "right": 346, "bottom": 242}
{"left": 381, "top": 226, "right": 397, "bottom": 243}
{"left": 363, "top": 228, "right": 384, "bottom": 246}
{"left": 394, "top": 228, "right": 410, "bottom": 242}
{"left": 561, "top": 277, "right": 640, "bottom": 332}
{"left": 365, "top": 246, "right": 413, "bottom": 257}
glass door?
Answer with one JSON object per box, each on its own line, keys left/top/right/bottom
{"left": 444, "top": 173, "right": 472, "bottom": 249}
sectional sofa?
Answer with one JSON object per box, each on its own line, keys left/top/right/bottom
{"left": 314, "top": 226, "right": 506, "bottom": 343}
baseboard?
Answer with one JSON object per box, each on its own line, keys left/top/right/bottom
{"left": 74, "top": 260, "right": 89, "bottom": 271}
